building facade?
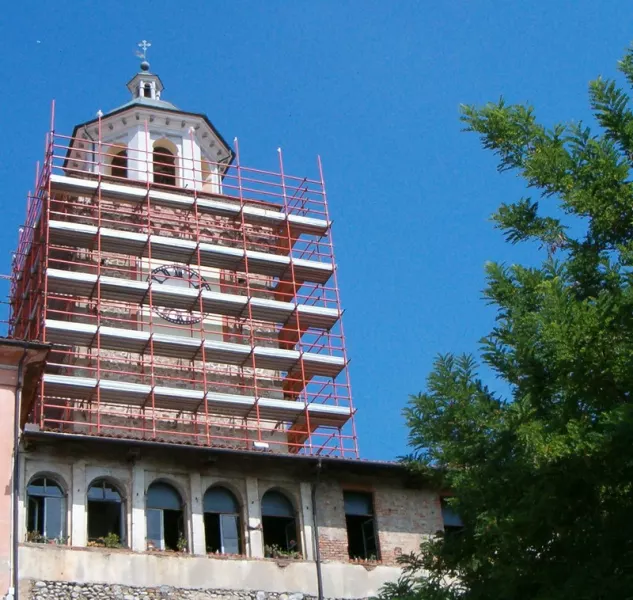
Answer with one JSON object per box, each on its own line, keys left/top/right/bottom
{"left": 3, "top": 57, "right": 444, "bottom": 600}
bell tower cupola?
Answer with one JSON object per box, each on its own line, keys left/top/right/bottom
{"left": 126, "top": 40, "right": 164, "bottom": 100}
{"left": 66, "top": 40, "right": 234, "bottom": 193}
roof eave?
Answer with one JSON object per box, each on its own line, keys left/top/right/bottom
{"left": 23, "top": 430, "right": 427, "bottom": 481}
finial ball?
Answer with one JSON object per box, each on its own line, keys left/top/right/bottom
{"left": 140, "top": 60, "right": 150, "bottom": 72}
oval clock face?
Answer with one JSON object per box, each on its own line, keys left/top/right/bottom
{"left": 148, "top": 264, "right": 211, "bottom": 325}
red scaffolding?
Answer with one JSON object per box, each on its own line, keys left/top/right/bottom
{"left": 9, "top": 103, "right": 358, "bottom": 458}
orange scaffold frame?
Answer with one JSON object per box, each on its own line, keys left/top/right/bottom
{"left": 9, "top": 102, "right": 358, "bottom": 458}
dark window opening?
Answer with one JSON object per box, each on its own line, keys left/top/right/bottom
{"left": 204, "top": 486, "right": 241, "bottom": 555}
{"left": 444, "top": 525, "right": 464, "bottom": 538}
{"left": 344, "top": 491, "right": 378, "bottom": 560}
{"left": 262, "top": 516, "right": 297, "bottom": 555}
{"left": 153, "top": 147, "right": 176, "bottom": 186}
{"left": 346, "top": 515, "right": 378, "bottom": 560}
{"left": 26, "top": 477, "right": 66, "bottom": 542}
{"left": 111, "top": 150, "right": 127, "bottom": 179}
{"left": 27, "top": 497, "right": 42, "bottom": 532}
{"left": 204, "top": 513, "right": 241, "bottom": 554}
{"left": 163, "top": 509, "right": 184, "bottom": 551}
{"left": 143, "top": 83, "right": 152, "bottom": 98}
{"left": 441, "top": 499, "right": 464, "bottom": 538}
{"left": 205, "top": 512, "right": 221, "bottom": 551}
{"left": 87, "top": 479, "right": 125, "bottom": 545}
{"left": 261, "top": 490, "right": 298, "bottom": 557}
{"left": 146, "top": 482, "right": 185, "bottom": 551}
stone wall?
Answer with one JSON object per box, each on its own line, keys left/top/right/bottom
{"left": 42, "top": 191, "right": 295, "bottom": 450}
{"left": 62, "top": 408, "right": 290, "bottom": 452}
{"left": 57, "top": 193, "right": 284, "bottom": 254}
{"left": 27, "top": 581, "right": 356, "bottom": 600}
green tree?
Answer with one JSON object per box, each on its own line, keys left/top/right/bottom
{"left": 377, "top": 45, "right": 633, "bottom": 600}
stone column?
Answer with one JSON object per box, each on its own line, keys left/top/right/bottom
{"left": 70, "top": 461, "right": 87, "bottom": 546}
{"left": 189, "top": 473, "right": 205, "bottom": 555}
{"left": 245, "top": 477, "right": 263, "bottom": 558}
{"left": 131, "top": 463, "right": 145, "bottom": 552}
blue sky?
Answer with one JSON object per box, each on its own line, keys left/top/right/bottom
{"left": 1, "top": 2, "right": 631, "bottom": 459}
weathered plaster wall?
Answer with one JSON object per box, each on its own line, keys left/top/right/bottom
{"left": 21, "top": 448, "right": 317, "bottom": 555}
{"left": 17, "top": 426, "right": 441, "bottom": 600}
{"left": 20, "top": 545, "right": 398, "bottom": 600}
{"left": 0, "top": 366, "right": 18, "bottom": 597}
{"left": 21, "top": 444, "right": 443, "bottom": 559}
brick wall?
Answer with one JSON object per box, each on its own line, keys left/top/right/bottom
{"left": 373, "top": 485, "right": 443, "bottom": 564}
{"left": 315, "top": 482, "right": 348, "bottom": 561}
{"left": 314, "top": 479, "right": 442, "bottom": 566}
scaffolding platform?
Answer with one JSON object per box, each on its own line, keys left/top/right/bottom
{"left": 45, "top": 269, "right": 340, "bottom": 330}
{"left": 44, "top": 319, "right": 346, "bottom": 378}
{"left": 50, "top": 173, "right": 331, "bottom": 237}
{"left": 42, "top": 373, "right": 351, "bottom": 426}
{"left": 48, "top": 220, "right": 334, "bottom": 284}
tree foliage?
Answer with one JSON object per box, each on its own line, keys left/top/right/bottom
{"left": 377, "top": 45, "right": 633, "bottom": 600}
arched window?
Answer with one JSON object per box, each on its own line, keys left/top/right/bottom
{"left": 87, "top": 479, "right": 125, "bottom": 546}
{"left": 27, "top": 476, "right": 66, "bottom": 543}
{"left": 143, "top": 83, "right": 152, "bottom": 98}
{"left": 110, "top": 150, "right": 127, "bottom": 179}
{"left": 146, "top": 481, "right": 185, "bottom": 551}
{"left": 203, "top": 486, "right": 241, "bottom": 555}
{"left": 261, "top": 490, "right": 298, "bottom": 557}
{"left": 153, "top": 146, "right": 176, "bottom": 187}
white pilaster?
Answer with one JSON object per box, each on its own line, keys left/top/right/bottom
{"left": 299, "top": 482, "right": 315, "bottom": 561}
{"left": 181, "top": 127, "right": 197, "bottom": 189}
{"left": 212, "top": 164, "right": 222, "bottom": 194}
{"left": 245, "top": 477, "right": 263, "bottom": 558}
{"left": 70, "top": 462, "right": 87, "bottom": 546}
{"left": 131, "top": 463, "right": 145, "bottom": 552}
{"left": 17, "top": 453, "right": 26, "bottom": 545}
{"left": 129, "top": 124, "right": 150, "bottom": 183}
{"left": 189, "top": 472, "right": 205, "bottom": 555}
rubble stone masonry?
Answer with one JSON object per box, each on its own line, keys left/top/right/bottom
{"left": 25, "top": 581, "right": 358, "bottom": 600}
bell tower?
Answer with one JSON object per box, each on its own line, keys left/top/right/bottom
{"left": 127, "top": 42, "right": 163, "bottom": 101}
{"left": 10, "top": 44, "right": 357, "bottom": 457}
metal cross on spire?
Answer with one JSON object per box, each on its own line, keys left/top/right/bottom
{"left": 136, "top": 40, "right": 152, "bottom": 61}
